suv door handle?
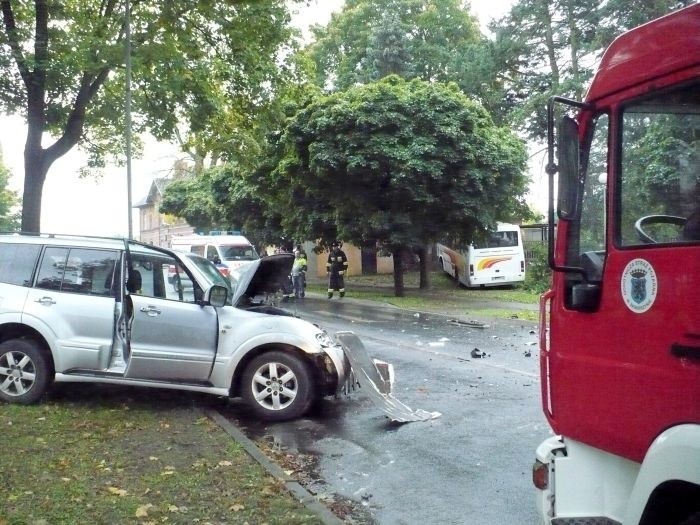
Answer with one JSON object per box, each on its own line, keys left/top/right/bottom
{"left": 139, "top": 306, "right": 161, "bottom": 316}
{"left": 35, "top": 297, "right": 56, "bottom": 305}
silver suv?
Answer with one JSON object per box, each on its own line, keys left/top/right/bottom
{"left": 0, "top": 234, "right": 359, "bottom": 421}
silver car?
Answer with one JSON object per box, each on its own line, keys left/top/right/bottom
{"left": 0, "top": 234, "right": 354, "bottom": 421}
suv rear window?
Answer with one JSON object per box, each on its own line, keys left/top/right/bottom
{"left": 35, "top": 247, "right": 119, "bottom": 296}
{"left": 0, "top": 243, "right": 41, "bottom": 286}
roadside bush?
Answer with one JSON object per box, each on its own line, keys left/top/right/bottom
{"left": 523, "top": 242, "right": 551, "bottom": 294}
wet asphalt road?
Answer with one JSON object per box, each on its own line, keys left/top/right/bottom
{"left": 220, "top": 296, "right": 551, "bottom": 525}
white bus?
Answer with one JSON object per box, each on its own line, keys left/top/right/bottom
{"left": 436, "top": 223, "right": 525, "bottom": 288}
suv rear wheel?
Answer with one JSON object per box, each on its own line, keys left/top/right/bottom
{"left": 241, "top": 351, "right": 314, "bottom": 421}
{"left": 0, "top": 339, "right": 51, "bottom": 404}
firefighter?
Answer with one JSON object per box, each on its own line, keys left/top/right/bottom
{"left": 326, "top": 241, "right": 348, "bottom": 298}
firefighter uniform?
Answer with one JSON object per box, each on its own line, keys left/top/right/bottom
{"left": 326, "top": 243, "right": 348, "bottom": 298}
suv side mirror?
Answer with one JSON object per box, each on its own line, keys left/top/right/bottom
{"left": 205, "top": 284, "right": 228, "bottom": 307}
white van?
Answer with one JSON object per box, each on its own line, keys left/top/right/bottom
{"left": 170, "top": 232, "right": 259, "bottom": 281}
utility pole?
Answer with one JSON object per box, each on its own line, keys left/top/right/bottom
{"left": 125, "top": 0, "right": 133, "bottom": 239}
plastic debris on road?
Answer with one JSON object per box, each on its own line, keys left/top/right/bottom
{"left": 336, "top": 331, "right": 441, "bottom": 423}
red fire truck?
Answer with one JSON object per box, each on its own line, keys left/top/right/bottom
{"left": 533, "top": 4, "right": 700, "bottom": 524}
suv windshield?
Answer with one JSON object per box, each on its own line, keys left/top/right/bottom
{"left": 185, "top": 253, "right": 234, "bottom": 303}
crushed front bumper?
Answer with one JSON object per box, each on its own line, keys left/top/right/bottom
{"left": 335, "top": 331, "right": 441, "bottom": 423}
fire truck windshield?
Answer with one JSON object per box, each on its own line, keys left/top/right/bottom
{"left": 619, "top": 83, "right": 700, "bottom": 246}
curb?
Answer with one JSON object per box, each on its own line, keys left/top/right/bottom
{"left": 204, "top": 408, "right": 344, "bottom": 525}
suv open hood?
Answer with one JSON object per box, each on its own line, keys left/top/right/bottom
{"left": 231, "top": 253, "right": 293, "bottom": 306}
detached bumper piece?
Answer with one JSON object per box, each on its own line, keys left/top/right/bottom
{"left": 335, "top": 331, "right": 441, "bottom": 423}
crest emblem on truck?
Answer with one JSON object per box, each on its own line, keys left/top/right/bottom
{"left": 621, "top": 259, "right": 658, "bottom": 313}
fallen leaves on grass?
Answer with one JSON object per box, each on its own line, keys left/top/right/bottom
{"left": 135, "top": 503, "right": 154, "bottom": 518}
{"left": 106, "top": 486, "right": 128, "bottom": 497}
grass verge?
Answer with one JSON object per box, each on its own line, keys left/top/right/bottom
{"left": 0, "top": 386, "right": 321, "bottom": 525}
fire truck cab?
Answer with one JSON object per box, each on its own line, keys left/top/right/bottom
{"left": 534, "top": 5, "right": 700, "bottom": 525}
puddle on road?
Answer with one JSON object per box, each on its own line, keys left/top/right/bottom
{"left": 224, "top": 396, "right": 362, "bottom": 454}
{"left": 221, "top": 397, "right": 378, "bottom": 524}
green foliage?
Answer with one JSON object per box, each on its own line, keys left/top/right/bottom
{"left": 305, "top": 0, "right": 506, "bottom": 111}
{"left": 276, "top": 76, "right": 528, "bottom": 251}
{"left": 522, "top": 242, "right": 551, "bottom": 294}
{"left": 0, "top": 0, "right": 298, "bottom": 231}
{"left": 489, "top": 0, "right": 598, "bottom": 140}
{"left": 594, "top": 0, "right": 695, "bottom": 49}
{"left": 0, "top": 155, "right": 20, "bottom": 231}
{"left": 159, "top": 174, "right": 221, "bottom": 231}
{"left": 489, "top": 0, "right": 694, "bottom": 141}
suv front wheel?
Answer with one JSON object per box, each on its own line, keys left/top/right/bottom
{"left": 241, "top": 351, "right": 315, "bottom": 421}
{"left": 0, "top": 339, "right": 51, "bottom": 404}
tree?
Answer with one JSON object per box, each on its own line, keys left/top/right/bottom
{"left": 275, "top": 76, "right": 528, "bottom": 296}
{"left": 489, "top": 0, "right": 694, "bottom": 140}
{"left": 307, "top": 0, "right": 481, "bottom": 86}
{"left": 488, "top": 0, "right": 599, "bottom": 141}
{"left": 159, "top": 58, "right": 323, "bottom": 247}
{"left": 0, "top": 0, "right": 296, "bottom": 232}
{"left": 0, "top": 151, "right": 20, "bottom": 231}
{"left": 594, "top": 0, "right": 694, "bottom": 49}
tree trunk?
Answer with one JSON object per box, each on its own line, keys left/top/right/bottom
{"left": 392, "top": 247, "right": 405, "bottom": 297}
{"left": 21, "top": 118, "right": 80, "bottom": 233}
{"left": 21, "top": 149, "right": 49, "bottom": 233}
{"left": 417, "top": 244, "right": 429, "bottom": 289}
{"left": 539, "top": 0, "right": 560, "bottom": 86}
{"left": 564, "top": 0, "right": 583, "bottom": 99}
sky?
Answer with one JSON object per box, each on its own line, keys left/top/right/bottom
{"left": 0, "top": 0, "right": 521, "bottom": 237}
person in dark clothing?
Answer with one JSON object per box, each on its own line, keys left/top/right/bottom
{"left": 326, "top": 241, "right": 348, "bottom": 298}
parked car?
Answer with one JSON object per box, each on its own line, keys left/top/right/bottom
{"left": 0, "top": 234, "right": 363, "bottom": 421}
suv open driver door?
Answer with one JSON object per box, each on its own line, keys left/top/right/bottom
{"left": 124, "top": 245, "right": 218, "bottom": 382}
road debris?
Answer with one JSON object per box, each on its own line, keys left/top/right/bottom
{"left": 471, "top": 348, "right": 487, "bottom": 358}
{"left": 448, "top": 318, "right": 488, "bottom": 328}
{"left": 336, "top": 332, "right": 441, "bottom": 423}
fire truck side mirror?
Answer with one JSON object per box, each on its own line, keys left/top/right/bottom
{"left": 557, "top": 116, "right": 581, "bottom": 220}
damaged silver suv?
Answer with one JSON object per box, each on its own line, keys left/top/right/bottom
{"left": 0, "top": 234, "right": 362, "bottom": 421}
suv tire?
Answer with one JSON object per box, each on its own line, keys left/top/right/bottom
{"left": 241, "top": 350, "right": 314, "bottom": 421}
{"left": 0, "top": 339, "right": 51, "bottom": 404}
